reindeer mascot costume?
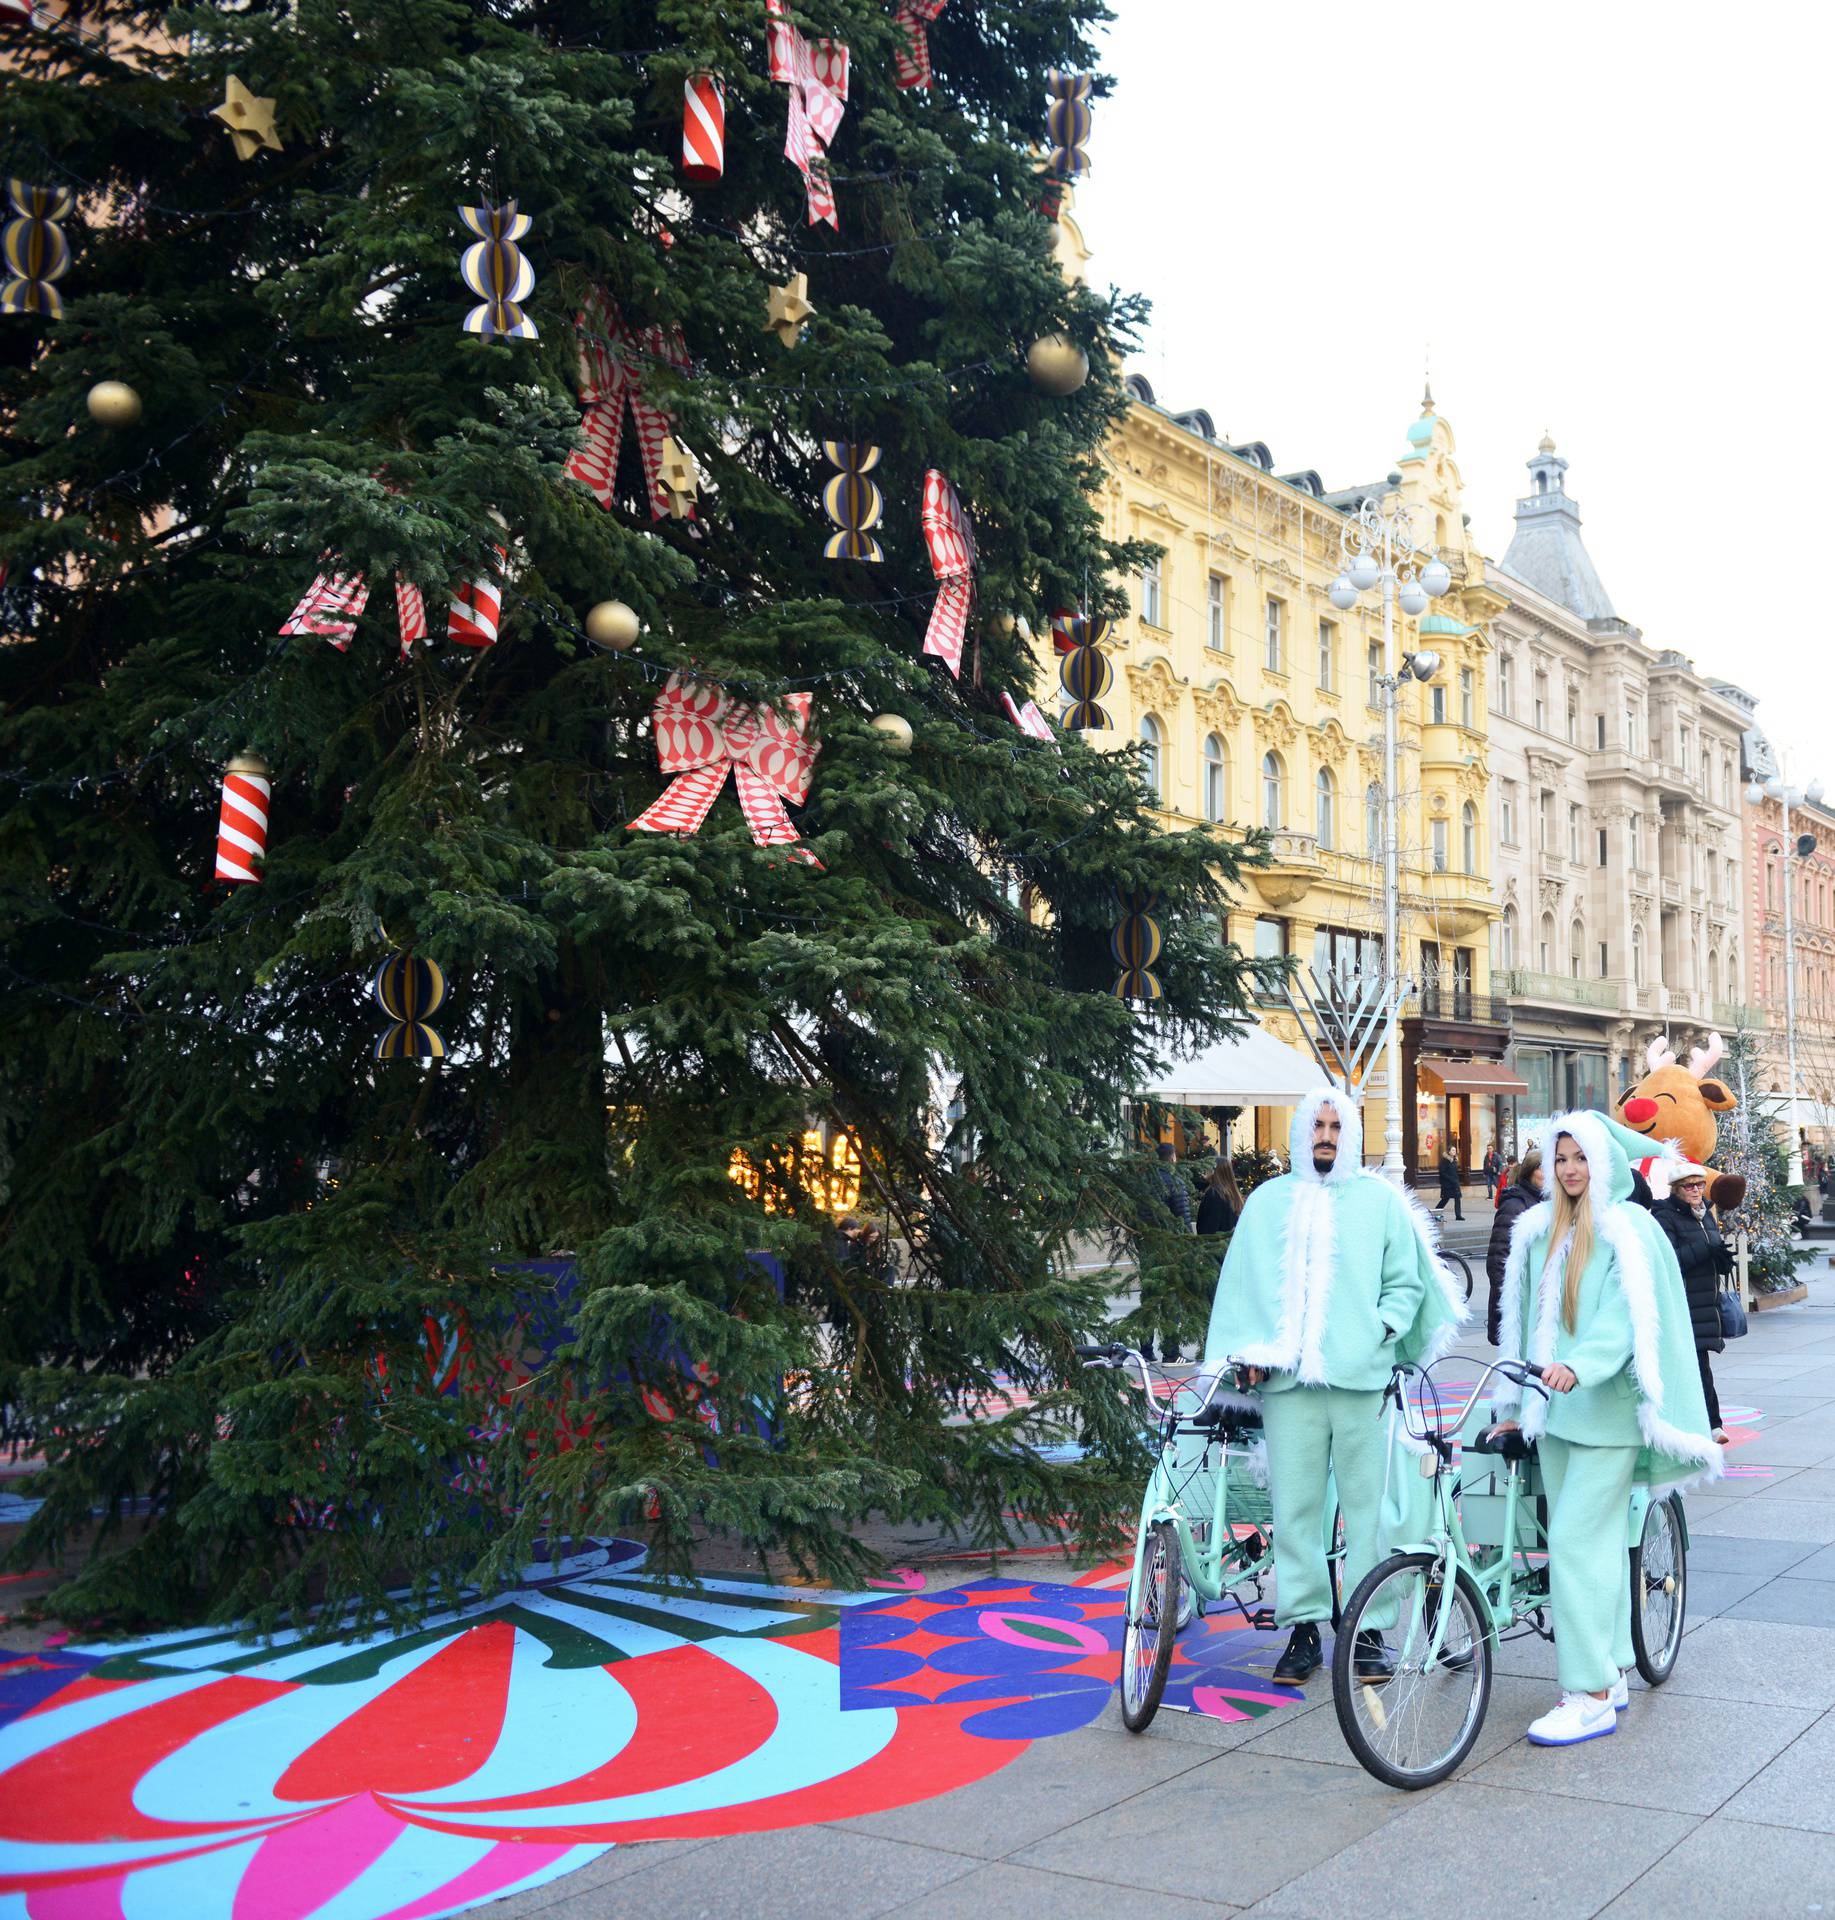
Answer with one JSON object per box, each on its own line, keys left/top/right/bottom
{"left": 1204, "top": 1089, "right": 1468, "bottom": 1683}
{"left": 1615, "top": 1031, "right": 1747, "bottom": 1212}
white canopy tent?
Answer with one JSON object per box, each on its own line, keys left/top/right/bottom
{"left": 1136, "top": 1023, "right": 1333, "bottom": 1107}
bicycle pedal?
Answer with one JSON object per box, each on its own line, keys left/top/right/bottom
{"left": 1246, "top": 1606, "right": 1278, "bottom": 1631}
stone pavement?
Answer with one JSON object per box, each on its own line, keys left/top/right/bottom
{"left": 487, "top": 1248, "right": 1835, "bottom": 1920}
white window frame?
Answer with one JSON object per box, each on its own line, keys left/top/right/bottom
{"left": 1264, "top": 597, "right": 1284, "bottom": 673}
{"left": 1206, "top": 574, "right": 1227, "bottom": 650}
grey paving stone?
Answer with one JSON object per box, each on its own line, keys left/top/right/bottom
{"left": 571, "top": 1827, "right": 978, "bottom": 1920}
{"left": 1783, "top": 1542, "right": 1835, "bottom": 1581}
{"left": 1721, "top": 1706, "right": 1835, "bottom": 1834}
{"left": 1700, "top": 1463, "right": 1802, "bottom": 1502}
{"left": 1597, "top": 1814, "right": 1835, "bottom": 1916}
{"left": 1085, "top": 1685, "right": 1312, "bottom": 1754}
{"left": 1658, "top": 1617, "right": 1835, "bottom": 1709}
{"left": 1683, "top": 1533, "right": 1824, "bottom": 1577}
{"left": 1243, "top": 1670, "right": 1551, "bottom": 1778}
{"left": 881, "top": 1860, "right": 1241, "bottom": 1918}
{"left": 829, "top": 1719, "right": 1211, "bottom": 1858}
{"left": 1754, "top": 1468, "right": 1835, "bottom": 1501}
{"left": 1689, "top": 1499, "right": 1835, "bottom": 1543}
{"left": 1724, "top": 1578, "right": 1835, "bottom": 1628}
{"left": 1006, "top": 1751, "right": 1407, "bottom": 1909}
{"left": 1243, "top": 1781, "right": 1693, "bottom": 1919}
{"left": 476, "top": 1843, "right": 716, "bottom": 1918}
{"left": 1466, "top": 1684, "right": 1814, "bottom": 1814}
{"left": 1685, "top": 1568, "right": 1778, "bottom": 1619}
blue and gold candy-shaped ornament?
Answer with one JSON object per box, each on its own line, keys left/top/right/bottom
{"left": 1057, "top": 611, "right": 1112, "bottom": 729}
{"left": 457, "top": 199, "right": 537, "bottom": 341}
{"left": 373, "top": 952, "right": 447, "bottom": 1061}
{"left": 820, "top": 442, "right": 883, "bottom": 561}
{"left": 2, "top": 179, "right": 74, "bottom": 319}
{"left": 1046, "top": 70, "right": 1093, "bottom": 180}
{"left": 1110, "top": 888, "right": 1164, "bottom": 1003}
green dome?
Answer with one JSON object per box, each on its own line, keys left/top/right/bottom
{"left": 1406, "top": 416, "right": 1434, "bottom": 446}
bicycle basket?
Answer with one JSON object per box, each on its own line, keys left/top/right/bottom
{"left": 1222, "top": 1437, "right": 1274, "bottom": 1530}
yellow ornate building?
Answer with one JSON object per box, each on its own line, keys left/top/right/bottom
{"left": 1032, "top": 384, "right": 1516, "bottom": 1177}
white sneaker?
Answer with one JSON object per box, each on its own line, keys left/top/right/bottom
{"left": 1526, "top": 1691, "right": 1618, "bottom": 1747}
{"left": 1608, "top": 1672, "right": 1628, "bottom": 1713}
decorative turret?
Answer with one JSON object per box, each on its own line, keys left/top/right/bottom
{"left": 1500, "top": 433, "right": 1619, "bottom": 622}
{"left": 1394, "top": 383, "right": 1470, "bottom": 566}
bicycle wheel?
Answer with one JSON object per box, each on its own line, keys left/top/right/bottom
{"left": 1327, "top": 1501, "right": 1346, "bottom": 1630}
{"left": 1119, "top": 1519, "right": 1180, "bottom": 1732}
{"left": 1332, "top": 1552, "right": 1492, "bottom": 1790}
{"left": 1441, "top": 1249, "right": 1473, "bottom": 1303}
{"left": 1630, "top": 1493, "right": 1687, "bottom": 1685}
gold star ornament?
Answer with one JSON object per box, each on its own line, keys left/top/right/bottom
{"left": 213, "top": 75, "right": 282, "bottom": 162}
{"left": 657, "top": 434, "right": 699, "bottom": 520}
{"left": 763, "top": 272, "right": 815, "bottom": 349}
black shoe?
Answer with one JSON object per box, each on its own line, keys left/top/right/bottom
{"left": 1353, "top": 1630, "right": 1395, "bottom": 1681}
{"left": 1272, "top": 1622, "right": 1322, "bottom": 1685}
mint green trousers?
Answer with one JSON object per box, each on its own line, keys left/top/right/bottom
{"left": 1261, "top": 1385, "right": 1387, "bottom": 1628}
{"left": 1541, "top": 1434, "right": 1636, "bottom": 1694}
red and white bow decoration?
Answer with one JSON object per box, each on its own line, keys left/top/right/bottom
{"left": 567, "top": 289, "right": 693, "bottom": 521}
{"left": 765, "top": 0, "right": 849, "bottom": 227}
{"left": 920, "top": 468, "right": 976, "bottom": 677}
{"left": 628, "top": 671, "right": 822, "bottom": 866}
{"left": 891, "top": 0, "right": 946, "bottom": 87}
{"left": 281, "top": 561, "right": 428, "bottom": 660}
{"left": 1001, "top": 692, "right": 1057, "bottom": 745}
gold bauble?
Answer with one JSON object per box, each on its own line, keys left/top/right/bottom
{"left": 991, "top": 612, "right": 1017, "bottom": 638}
{"left": 870, "top": 712, "right": 913, "bottom": 754}
{"left": 1025, "top": 335, "right": 1089, "bottom": 397}
{"left": 86, "top": 380, "right": 143, "bottom": 428}
{"left": 585, "top": 599, "right": 641, "bottom": 650}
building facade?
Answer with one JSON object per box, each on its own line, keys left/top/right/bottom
{"left": 1037, "top": 383, "right": 1508, "bottom": 1175}
{"left": 1737, "top": 726, "right": 1835, "bottom": 1149}
{"left": 1487, "top": 436, "right": 1752, "bottom": 1133}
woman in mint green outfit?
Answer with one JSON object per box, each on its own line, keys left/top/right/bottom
{"left": 1491, "top": 1109, "right": 1721, "bottom": 1747}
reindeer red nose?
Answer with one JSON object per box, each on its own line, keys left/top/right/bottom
{"left": 1623, "top": 1097, "right": 1659, "bottom": 1128}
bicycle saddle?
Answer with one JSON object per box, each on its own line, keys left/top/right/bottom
{"left": 1189, "top": 1402, "right": 1261, "bottom": 1441}
{"left": 1467, "top": 1425, "right": 1536, "bottom": 1462}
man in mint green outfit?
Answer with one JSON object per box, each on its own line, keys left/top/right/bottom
{"left": 1492, "top": 1108, "right": 1720, "bottom": 1745}
{"left": 1205, "top": 1088, "right": 1467, "bottom": 1684}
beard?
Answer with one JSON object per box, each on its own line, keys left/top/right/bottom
{"left": 1312, "top": 1151, "right": 1335, "bottom": 1174}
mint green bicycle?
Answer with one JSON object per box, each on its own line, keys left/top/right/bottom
{"left": 1078, "top": 1342, "right": 1344, "bottom": 1732}
{"left": 1332, "top": 1357, "right": 1689, "bottom": 1788}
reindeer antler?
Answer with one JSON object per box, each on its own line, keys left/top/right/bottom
{"left": 1687, "top": 1031, "right": 1725, "bottom": 1078}
{"left": 1646, "top": 1035, "right": 1677, "bottom": 1072}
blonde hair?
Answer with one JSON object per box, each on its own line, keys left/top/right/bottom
{"left": 1543, "top": 1132, "right": 1596, "bottom": 1333}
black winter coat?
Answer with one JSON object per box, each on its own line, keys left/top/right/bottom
{"left": 1196, "top": 1187, "right": 1237, "bottom": 1237}
{"left": 1485, "top": 1174, "right": 1541, "bottom": 1345}
{"left": 1652, "top": 1196, "right": 1730, "bottom": 1352}
{"left": 1437, "top": 1156, "right": 1461, "bottom": 1201}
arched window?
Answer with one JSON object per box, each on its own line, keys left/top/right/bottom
{"left": 1365, "top": 782, "right": 1382, "bottom": 857}
{"left": 1315, "top": 767, "right": 1336, "bottom": 849}
{"left": 1708, "top": 946, "right": 1721, "bottom": 1002}
{"left": 1632, "top": 926, "right": 1645, "bottom": 987}
{"left": 1539, "top": 912, "right": 1555, "bottom": 973}
{"left": 1202, "top": 733, "right": 1229, "bottom": 823}
{"left": 1569, "top": 917, "right": 1585, "bottom": 979}
{"left": 1261, "top": 752, "right": 1285, "bottom": 830}
{"left": 1461, "top": 800, "right": 1478, "bottom": 875}
{"left": 1500, "top": 902, "right": 1517, "bottom": 970}
{"left": 1138, "top": 713, "right": 1163, "bottom": 803}
{"left": 1727, "top": 941, "right": 1739, "bottom": 996}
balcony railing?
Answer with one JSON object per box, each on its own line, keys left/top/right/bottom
{"left": 1499, "top": 968, "right": 1621, "bottom": 1011}
{"left": 1413, "top": 987, "right": 1507, "bottom": 1025}
{"left": 1713, "top": 1000, "right": 1768, "bottom": 1033}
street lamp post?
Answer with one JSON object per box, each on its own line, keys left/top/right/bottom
{"left": 1745, "top": 761, "right": 1827, "bottom": 1189}
{"left": 1330, "top": 485, "right": 1454, "bottom": 1183}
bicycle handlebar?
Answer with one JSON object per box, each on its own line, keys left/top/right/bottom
{"left": 1075, "top": 1343, "right": 1243, "bottom": 1419}
{"left": 1384, "top": 1354, "right": 1551, "bottom": 1450}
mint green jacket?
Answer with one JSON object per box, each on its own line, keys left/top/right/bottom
{"left": 1204, "top": 1089, "right": 1468, "bottom": 1392}
{"left": 1495, "top": 1108, "right": 1722, "bottom": 1493}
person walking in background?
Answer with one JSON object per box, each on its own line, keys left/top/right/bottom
{"left": 1652, "top": 1164, "right": 1734, "bottom": 1444}
{"left": 1435, "top": 1147, "right": 1464, "bottom": 1221}
{"left": 1486, "top": 1150, "right": 1543, "bottom": 1345}
{"left": 1196, "top": 1154, "right": 1243, "bottom": 1237}
{"left": 1155, "top": 1141, "right": 1192, "bottom": 1232}
{"left": 1483, "top": 1142, "right": 1504, "bottom": 1192}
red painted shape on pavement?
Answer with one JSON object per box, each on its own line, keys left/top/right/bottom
{"left": 276, "top": 1623, "right": 517, "bottom": 1803}
{"left": 0, "top": 1675, "right": 294, "bottom": 1843}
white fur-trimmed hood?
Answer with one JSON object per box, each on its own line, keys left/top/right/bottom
{"left": 1287, "top": 1086, "right": 1363, "bottom": 1184}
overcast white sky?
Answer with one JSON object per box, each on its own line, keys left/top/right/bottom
{"left": 1076, "top": 0, "right": 1832, "bottom": 787}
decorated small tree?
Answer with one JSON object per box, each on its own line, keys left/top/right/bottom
{"left": 1718, "top": 1024, "right": 1811, "bottom": 1292}
{"left": 1, "top": 0, "right": 1271, "bottom": 1626}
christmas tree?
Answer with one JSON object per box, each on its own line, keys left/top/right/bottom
{"left": 0, "top": 0, "right": 1270, "bottom": 1626}
{"left": 1717, "top": 1023, "right": 1811, "bottom": 1291}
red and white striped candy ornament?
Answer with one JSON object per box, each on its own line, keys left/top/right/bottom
{"left": 214, "top": 751, "right": 271, "bottom": 885}
{"left": 683, "top": 72, "right": 724, "bottom": 183}
{"left": 447, "top": 539, "right": 507, "bottom": 648}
